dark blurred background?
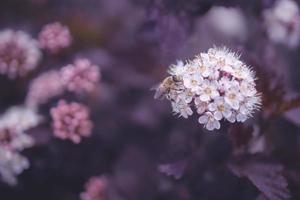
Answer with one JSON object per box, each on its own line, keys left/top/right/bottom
{"left": 0, "top": 0, "right": 300, "bottom": 200}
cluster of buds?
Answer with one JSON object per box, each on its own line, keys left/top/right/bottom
{"left": 50, "top": 100, "right": 93, "bottom": 144}
{"left": 154, "top": 47, "right": 261, "bottom": 131}
{"left": 38, "top": 22, "right": 72, "bottom": 53}
{"left": 0, "top": 29, "right": 41, "bottom": 79}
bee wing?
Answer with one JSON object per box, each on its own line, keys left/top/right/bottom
{"left": 154, "top": 89, "right": 166, "bottom": 100}
{"left": 150, "top": 83, "right": 159, "bottom": 91}
{"left": 151, "top": 83, "right": 166, "bottom": 100}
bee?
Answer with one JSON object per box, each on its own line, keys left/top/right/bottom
{"left": 152, "top": 76, "right": 182, "bottom": 100}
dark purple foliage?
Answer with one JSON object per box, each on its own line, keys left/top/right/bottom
{"left": 0, "top": 0, "right": 299, "bottom": 200}
{"left": 228, "top": 156, "right": 290, "bottom": 200}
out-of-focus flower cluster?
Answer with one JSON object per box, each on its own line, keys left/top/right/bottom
{"left": 155, "top": 47, "right": 261, "bottom": 131}
{"left": 0, "top": 21, "right": 98, "bottom": 186}
{"left": 61, "top": 58, "right": 101, "bottom": 93}
{"left": 0, "top": 106, "right": 42, "bottom": 132}
{"left": 38, "top": 22, "right": 72, "bottom": 53}
{"left": 26, "top": 70, "right": 64, "bottom": 108}
{"left": 26, "top": 58, "right": 100, "bottom": 108}
{"left": 205, "top": 6, "right": 248, "bottom": 41}
{"left": 50, "top": 100, "right": 93, "bottom": 144}
{"left": 0, "top": 106, "right": 42, "bottom": 185}
{"left": 80, "top": 176, "right": 107, "bottom": 200}
{"left": 263, "top": 0, "right": 300, "bottom": 48}
{"left": 0, "top": 30, "right": 41, "bottom": 79}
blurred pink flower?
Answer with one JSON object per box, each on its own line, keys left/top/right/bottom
{"left": 61, "top": 58, "right": 100, "bottom": 93}
{"left": 26, "top": 70, "right": 65, "bottom": 107}
{"left": 38, "top": 22, "right": 72, "bottom": 53}
{"left": 50, "top": 100, "right": 93, "bottom": 144}
{"left": 80, "top": 176, "right": 107, "bottom": 200}
{"left": 0, "top": 29, "right": 41, "bottom": 79}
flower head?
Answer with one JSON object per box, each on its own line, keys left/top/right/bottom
{"left": 171, "top": 100, "right": 193, "bottom": 119}
{"left": 154, "top": 47, "right": 261, "bottom": 131}
{"left": 50, "top": 100, "right": 93, "bottom": 143}
{"left": 0, "top": 106, "right": 42, "bottom": 133}
{"left": 198, "top": 80, "right": 219, "bottom": 101}
{"left": 0, "top": 29, "right": 41, "bottom": 79}
{"left": 61, "top": 58, "right": 100, "bottom": 93}
{"left": 183, "top": 71, "right": 203, "bottom": 93}
{"left": 0, "top": 148, "right": 30, "bottom": 185}
{"left": 80, "top": 176, "right": 107, "bottom": 200}
{"left": 26, "top": 70, "right": 65, "bottom": 107}
{"left": 198, "top": 112, "right": 221, "bottom": 131}
{"left": 206, "top": 6, "right": 248, "bottom": 41}
{"left": 263, "top": 0, "right": 300, "bottom": 48}
{"left": 0, "top": 105, "right": 38, "bottom": 185}
{"left": 38, "top": 22, "right": 72, "bottom": 53}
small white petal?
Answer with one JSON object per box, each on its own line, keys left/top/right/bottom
{"left": 197, "top": 106, "right": 206, "bottom": 114}
{"left": 227, "top": 114, "right": 236, "bottom": 123}
{"left": 239, "top": 104, "right": 248, "bottom": 114}
{"left": 236, "top": 113, "right": 247, "bottom": 122}
{"left": 211, "top": 90, "right": 220, "bottom": 99}
{"left": 213, "top": 120, "right": 221, "bottom": 129}
{"left": 231, "top": 101, "right": 240, "bottom": 110}
{"left": 181, "top": 113, "right": 188, "bottom": 119}
{"left": 187, "top": 107, "right": 193, "bottom": 116}
{"left": 198, "top": 115, "right": 208, "bottom": 124}
{"left": 200, "top": 94, "right": 210, "bottom": 102}
{"left": 208, "top": 103, "right": 217, "bottom": 111}
{"left": 206, "top": 121, "right": 215, "bottom": 130}
{"left": 222, "top": 109, "right": 232, "bottom": 118}
{"left": 214, "top": 111, "right": 223, "bottom": 120}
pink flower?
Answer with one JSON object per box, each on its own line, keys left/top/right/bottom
{"left": 0, "top": 29, "right": 41, "bottom": 79}
{"left": 61, "top": 58, "right": 100, "bottom": 93}
{"left": 80, "top": 176, "right": 107, "bottom": 200}
{"left": 38, "top": 22, "right": 72, "bottom": 53}
{"left": 26, "top": 70, "right": 65, "bottom": 107}
{"left": 50, "top": 100, "right": 93, "bottom": 144}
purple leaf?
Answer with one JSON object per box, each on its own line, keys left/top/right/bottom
{"left": 158, "top": 159, "right": 187, "bottom": 179}
{"left": 228, "top": 157, "right": 290, "bottom": 200}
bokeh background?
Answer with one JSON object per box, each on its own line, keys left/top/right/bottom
{"left": 1, "top": 0, "right": 300, "bottom": 199}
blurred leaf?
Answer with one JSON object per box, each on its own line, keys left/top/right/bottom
{"left": 228, "top": 156, "right": 290, "bottom": 200}
{"left": 158, "top": 159, "right": 187, "bottom": 179}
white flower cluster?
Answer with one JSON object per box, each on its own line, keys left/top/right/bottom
{"left": 263, "top": 0, "right": 300, "bottom": 48}
{"left": 0, "top": 106, "right": 43, "bottom": 132}
{"left": 0, "top": 105, "right": 42, "bottom": 185}
{"left": 0, "top": 147, "right": 30, "bottom": 185}
{"left": 155, "top": 47, "right": 261, "bottom": 131}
